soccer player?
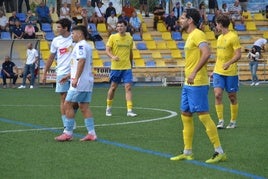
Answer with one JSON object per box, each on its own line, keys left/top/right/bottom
{"left": 42, "top": 18, "right": 76, "bottom": 131}
{"left": 170, "top": 8, "right": 226, "bottom": 163}
{"left": 55, "top": 25, "right": 97, "bottom": 141}
{"left": 213, "top": 14, "right": 241, "bottom": 129}
{"left": 105, "top": 20, "right": 137, "bottom": 117}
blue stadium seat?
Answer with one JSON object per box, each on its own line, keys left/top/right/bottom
{"left": 95, "top": 41, "right": 106, "bottom": 50}
{"left": 235, "top": 24, "right": 246, "bottom": 31}
{"left": 16, "top": 13, "right": 26, "bottom": 22}
{"left": 133, "top": 33, "right": 142, "bottom": 41}
{"left": 172, "top": 32, "right": 182, "bottom": 41}
{"left": 1, "top": 32, "right": 11, "bottom": 40}
{"left": 136, "top": 42, "right": 147, "bottom": 50}
{"left": 177, "top": 41, "right": 185, "bottom": 50}
{"left": 41, "top": 23, "right": 52, "bottom": 32}
{"left": 146, "top": 60, "right": 156, "bottom": 67}
{"left": 103, "top": 61, "right": 111, "bottom": 67}
{"left": 88, "top": 23, "right": 99, "bottom": 36}
{"left": 45, "top": 32, "right": 55, "bottom": 41}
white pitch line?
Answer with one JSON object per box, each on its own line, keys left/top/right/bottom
{"left": 0, "top": 106, "right": 177, "bottom": 133}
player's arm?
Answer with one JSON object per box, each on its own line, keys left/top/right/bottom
{"left": 223, "top": 48, "right": 241, "bottom": 70}
{"left": 106, "top": 46, "right": 119, "bottom": 61}
{"left": 187, "top": 42, "right": 210, "bottom": 85}
{"left": 42, "top": 53, "right": 56, "bottom": 83}
{"left": 129, "top": 49, "right": 133, "bottom": 67}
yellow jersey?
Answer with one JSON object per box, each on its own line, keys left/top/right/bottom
{"left": 214, "top": 31, "right": 241, "bottom": 76}
{"left": 106, "top": 33, "right": 133, "bottom": 70}
{"left": 184, "top": 28, "right": 209, "bottom": 86}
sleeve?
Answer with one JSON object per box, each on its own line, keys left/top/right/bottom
{"left": 35, "top": 49, "right": 39, "bottom": 57}
{"left": 50, "top": 39, "right": 57, "bottom": 54}
{"left": 76, "top": 44, "right": 87, "bottom": 60}
{"left": 232, "top": 34, "right": 241, "bottom": 50}
{"left": 106, "top": 35, "right": 113, "bottom": 47}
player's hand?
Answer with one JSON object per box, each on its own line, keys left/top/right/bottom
{"left": 112, "top": 56, "right": 119, "bottom": 61}
{"left": 71, "top": 78, "right": 78, "bottom": 88}
{"left": 187, "top": 72, "right": 196, "bottom": 85}
{"left": 223, "top": 63, "right": 230, "bottom": 70}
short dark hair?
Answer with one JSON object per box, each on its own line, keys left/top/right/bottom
{"left": 216, "top": 14, "right": 230, "bottom": 28}
{"left": 184, "top": 8, "right": 201, "bottom": 27}
{"left": 117, "top": 20, "right": 128, "bottom": 26}
{"left": 72, "top": 25, "right": 88, "bottom": 39}
{"left": 56, "top": 18, "right": 72, "bottom": 32}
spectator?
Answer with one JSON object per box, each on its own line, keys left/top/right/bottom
{"left": 129, "top": 11, "right": 142, "bottom": 37}
{"left": 209, "top": 9, "right": 222, "bottom": 38}
{"left": 172, "top": 2, "right": 184, "bottom": 20}
{"left": 24, "top": 22, "right": 36, "bottom": 39}
{"left": 0, "top": 10, "right": 8, "bottom": 32}
{"left": 91, "top": 0, "right": 98, "bottom": 7}
{"left": 47, "top": 0, "right": 55, "bottom": 13}
{"left": 61, "top": 0, "right": 71, "bottom": 9}
{"left": 84, "top": 0, "right": 97, "bottom": 24}
{"left": 229, "top": 0, "right": 244, "bottom": 28}
{"left": 122, "top": 0, "right": 135, "bottom": 18}
{"left": 118, "top": 11, "right": 130, "bottom": 32}
{"left": 4, "top": 0, "right": 15, "bottom": 13}
{"left": 60, "top": 2, "right": 72, "bottom": 21}
{"left": 252, "top": 38, "right": 267, "bottom": 55}
{"left": 1, "top": 55, "right": 18, "bottom": 88}
{"left": 165, "top": 11, "right": 179, "bottom": 32}
{"left": 18, "top": 42, "right": 38, "bottom": 89}
{"left": 8, "top": 11, "right": 19, "bottom": 33}
{"left": 139, "top": 0, "right": 149, "bottom": 17}
{"left": 220, "top": 3, "right": 229, "bottom": 15}
{"left": 105, "top": 2, "right": 116, "bottom": 20}
{"left": 18, "top": 0, "right": 30, "bottom": 13}
{"left": 25, "top": 10, "right": 39, "bottom": 32}
{"left": 107, "top": 11, "right": 118, "bottom": 36}
{"left": 72, "top": 2, "right": 83, "bottom": 24}
{"left": 208, "top": 0, "right": 218, "bottom": 14}
{"left": 12, "top": 20, "right": 24, "bottom": 39}
{"left": 0, "top": 0, "right": 4, "bottom": 13}
{"left": 153, "top": 3, "right": 165, "bottom": 30}
{"left": 185, "top": 1, "right": 193, "bottom": 9}
{"left": 239, "top": 0, "right": 248, "bottom": 12}
{"left": 20, "top": 61, "right": 38, "bottom": 82}
{"left": 36, "top": 1, "right": 52, "bottom": 25}
{"left": 94, "top": 0, "right": 105, "bottom": 23}
{"left": 198, "top": 1, "right": 208, "bottom": 30}
{"left": 247, "top": 47, "right": 260, "bottom": 86}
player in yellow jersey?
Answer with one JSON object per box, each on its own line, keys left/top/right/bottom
{"left": 170, "top": 8, "right": 226, "bottom": 163}
{"left": 105, "top": 20, "right": 137, "bottom": 117}
{"left": 213, "top": 14, "right": 241, "bottom": 129}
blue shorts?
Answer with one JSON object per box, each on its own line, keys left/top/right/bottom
{"left": 109, "top": 69, "right": 133, "bottom": 84}
{"left": 180, "top": 85, "right": 209, "bottom": 113}
{"left": 55, "top": 74, "right": 70, "bottom": 93}
{"left": 65, "top": 90, "right": 92, "bottom": 103}
{"left": 213, "top": 73, "right": 239, "bottom": 93}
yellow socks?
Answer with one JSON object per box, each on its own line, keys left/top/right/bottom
{"left": 199, "top": 114, "right": 221, "bottom": 149}
{"left": 230, "top": 103, "right": 238, "bottom": 122}
{"left": 215, "top": 104, "right": 223, "bottom": 121}
{"left": 127, "top": 101, "right": 133, "bottom": 112}
{"left": 106, "top": 99, "right": 113, "bottom": 109}
{"left": 181, "top": 115, "right": 194, "bottom": 150}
